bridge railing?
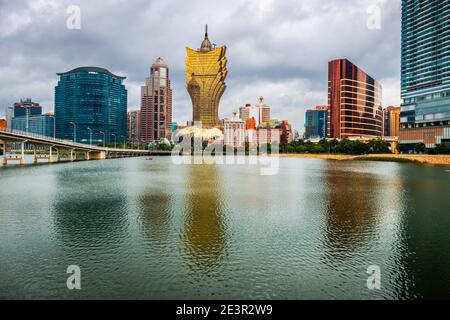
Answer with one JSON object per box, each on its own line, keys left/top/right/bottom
{"left": 0, "top": 127, "right": 148, "bottom": 153}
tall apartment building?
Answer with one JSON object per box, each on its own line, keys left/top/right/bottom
{"left": 141, "top": 57, "right": 173, "bottom": 143}
{"left": 127, "top": 110, "right": 141, "bottom": 144}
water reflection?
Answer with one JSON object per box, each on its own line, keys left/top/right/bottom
{"left": 181, "top": 164, "right": 228, "bottom": 272}
{"left": 395, "top": 165, "right": 450, "bottom": 299}
{"left": 322, "top": 162, "right": 379, "bottom": 256}
{"left": 50, "top": 163, "right": 130, "bottom": 250}
{"left": 137, "top": 192, "right": 173, "bottom": 251}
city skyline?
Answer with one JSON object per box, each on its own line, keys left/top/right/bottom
{"left": 0, "top": 0, "right": 401, "bottom": 133}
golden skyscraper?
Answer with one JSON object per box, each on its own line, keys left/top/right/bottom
{"left": 186, "top": 25, "right": 228, "bottom": 128}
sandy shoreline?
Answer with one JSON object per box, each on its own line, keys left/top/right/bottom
{"left": 277, "top": 153, "right": 450, "bottom": 166}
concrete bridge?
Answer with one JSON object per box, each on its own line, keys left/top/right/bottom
{"left": 0, "top": 127, "right": 150, "bottom": 166}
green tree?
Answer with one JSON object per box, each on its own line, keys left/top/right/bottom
{"left": 397, "top": 144, "right": 408, "bottom": 154}
{"left": 414, "top": 143, "right": 426, "bottom": 154}
{"left": 368, "top": 138, "right": 391, "bottom": 154}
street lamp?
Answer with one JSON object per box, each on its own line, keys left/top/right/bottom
{"left": 100, "top": 131, "right": 106, "bottom": 147}
{"left": 70, "top": 122, "right": 76, "bottom": 143}
{"left": 87, "top": 127, "right": 93, "bottom": 146}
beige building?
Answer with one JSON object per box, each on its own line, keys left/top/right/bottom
{"left": 383, "top": 106, "right": 401, "bottom": 137}
{"left": 257, "top": 97, "right": 271, "bottom": 126}
{"left": 141, "top": 57, "right": 173, "bottom": 143}
{"left": 239, "top": 104, "right": 252, "bottom": 122}
{"left": 257, "top": 127, "right": 281, "bottom": 146}
{"left": 224, "top": 112, "right": 246, "bottom": 147}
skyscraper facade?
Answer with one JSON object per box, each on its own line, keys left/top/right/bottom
{"left": 55, "top": 67, "right": 127, "bottom": 144}
{"left": 186, "top": 26, "right": 228, "bottom": 128}
{"left": 400, "top": 0, "right": 450, "bottom": 149}
{"left": 305, "top": 106, "right": 328, "bottom": 140}
{"left": 328, "top": 59, "right": 383, "bottom": 139}
{"left": 140, "top": 57, "right": 173, "bottom": 143}
{"left": 127, "top": 110, "right": 141, "bottom": 144}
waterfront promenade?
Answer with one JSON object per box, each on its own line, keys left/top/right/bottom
{"left": 278, "top": 153, "right": 450, "bottom": 166}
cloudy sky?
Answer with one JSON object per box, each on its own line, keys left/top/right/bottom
{"left": 0, "top": 0, "right": 401, "bottom": 133}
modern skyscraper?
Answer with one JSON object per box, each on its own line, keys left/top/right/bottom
{"left": 127, "top": 110, "right": 141, "bottom": 144}
{"left": 7, "top": 98, "right": 54, "bottom": 137}
{"left": 383, "top": 106, "right": 401, "bottom": 137}
{"left": 328, "top": 59, "right": 383, "bottom": 139}
{"left": 55, "top": 67, "right": 127, "bottom": 144}
{"left": 305, "top": 106, "right": 328, "bottom": 140}
{"left": 140, "top": 57, "right": 173, "bottom": 143}
{"left": 400, "top": 0, "right": 450, "bottom": 149}
{"left": 186, "top": 25, "right": 228, "bottom": 128}
{"left": 12, "top": 98, "right": 42, "bottom": 117}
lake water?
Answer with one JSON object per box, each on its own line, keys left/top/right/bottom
{"left": 0, "top": 157, "right": 449, "bottom": 299}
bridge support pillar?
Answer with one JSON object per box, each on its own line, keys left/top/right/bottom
{"left": 70, "top": 150, "right": 75, "bottom": 162}
{"left": 49, "top": 146, "right": 53, "bottom": 163}
{"left": 56, "top": 150, "right": 61, "bottom": 162}
{"left": 87, "top": 151, "right": 106, "bottom": 160}
{"left": 20, "top": 141, "right": 25, "bottom": 165}
{"left": 33, "top": 146, "right": 38, "bottom": 164}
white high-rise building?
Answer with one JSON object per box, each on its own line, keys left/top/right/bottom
{"left": 224, "top": 112, "right": 246, "bottom": 147}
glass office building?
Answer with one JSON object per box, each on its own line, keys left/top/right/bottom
{"left": 11, "top": 114, "right": 55, "bottom": 137}
{"left": 55, "top": 67, "right": 127, "bottom": 144}
{"left": 400, "top": 0, "right": 450, "bottom": 148}
{"left": 305, "top": 106, "right": 328, "bottom": 140}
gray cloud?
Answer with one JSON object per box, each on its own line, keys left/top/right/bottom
{"left": 0, "top": 0, "right": 401, "bottom": 133}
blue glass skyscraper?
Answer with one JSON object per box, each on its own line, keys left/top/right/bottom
{"left": 55, "top": 67, "right": 127, "bottom": 144}
{"left": 305, "top": 107, "right": 328, "bottom": 140}
{"left": 400, "top": 0, "right": 450, "bottom": 148}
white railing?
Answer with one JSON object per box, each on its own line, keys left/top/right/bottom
{"left": 0, "top": 127, "right": 147, "bottom": 153}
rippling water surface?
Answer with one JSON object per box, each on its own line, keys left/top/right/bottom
{"left": 0, "top": 157, "right": 449, "bottom": 299}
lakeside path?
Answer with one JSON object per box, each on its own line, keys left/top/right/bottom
{"left": 277, "top": 153, "right": 450, "bottom": 166}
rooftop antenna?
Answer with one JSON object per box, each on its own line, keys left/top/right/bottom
{"left": 205, "top": 24, "right": 208, "bottom": 38}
